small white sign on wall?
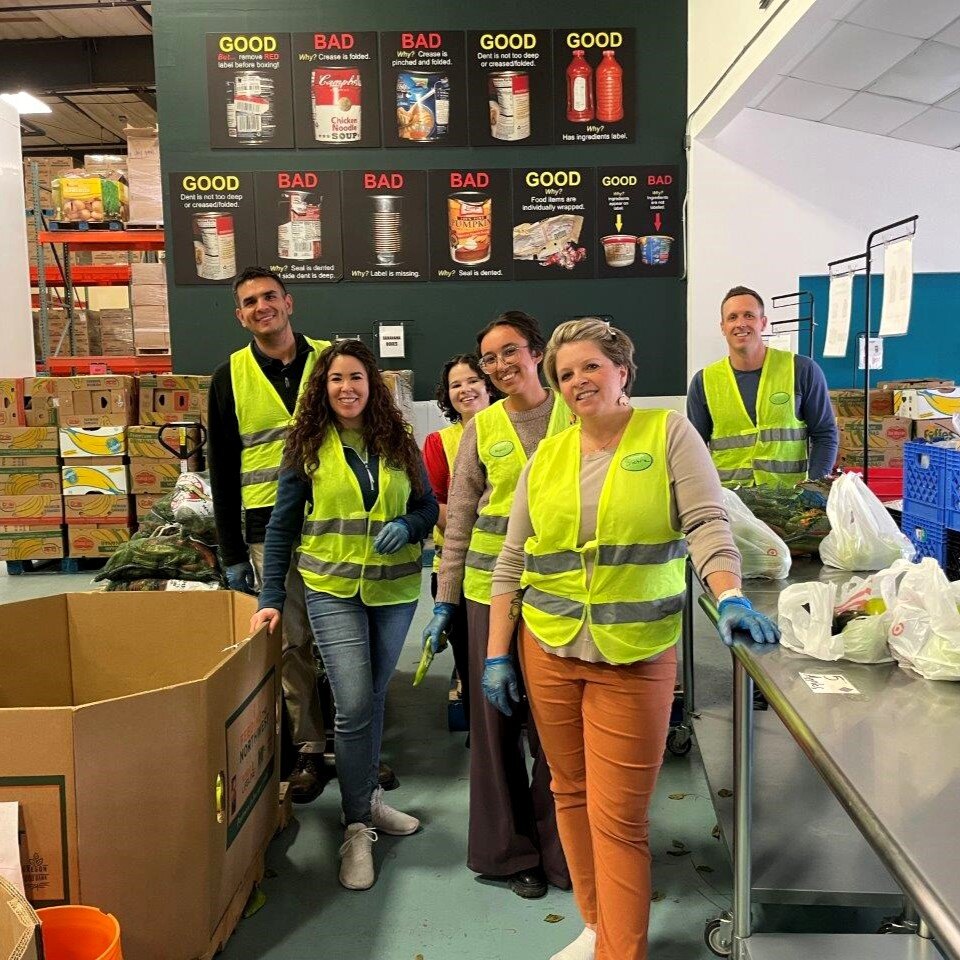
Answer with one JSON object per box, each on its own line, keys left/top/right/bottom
{"left": 378, "top": 324, "right": 405, "bottom": 359}
{"left": 857, "top": 335, "right": 883, "bottom": 371}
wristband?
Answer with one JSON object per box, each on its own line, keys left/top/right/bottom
{"left": 717, "top": 588, "right": 744, "bottom": 604}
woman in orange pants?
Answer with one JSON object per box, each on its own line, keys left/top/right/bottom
{"left": 483, "top": 318, "right": 779, "bottom": 960}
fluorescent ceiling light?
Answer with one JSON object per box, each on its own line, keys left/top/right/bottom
{"left": 0, "top": 92, "right": 51, "bottom": 115}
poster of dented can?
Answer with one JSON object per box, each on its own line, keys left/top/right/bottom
{"left": 254, "top": 171, "right": 343, "bottom": 283}
{"left": 291, "top": 32, "right": 381, "bottom": 148}
{"left": 206, "top": 33, "right": 295, "bottom": 149}
{"left": 512, "top": 167, "right": 596, "bottom": 280}
{"left": 168, "top": 172, "right": 258, "bottom": 285}
{"left": 466, "top": 30, "right": 553, "bottom": 147}
{"left": 379, "top": 31, "right": 468, "bottom": 148}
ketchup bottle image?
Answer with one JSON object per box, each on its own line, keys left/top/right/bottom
{"left": 596, "top": 50, "right": 624, "bottom": 123}
{"left": 566, "top": 49, "right": 594, "bottom": 122}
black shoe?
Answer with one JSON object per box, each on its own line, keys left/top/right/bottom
{"left": 507, "top": 867, "right": 548, "bottom": 899}
{"left": 289, "top": 752, "right": 325, "bottom": 804}
{"left": 378, "top": 762, "right": 399, "bottom": 791}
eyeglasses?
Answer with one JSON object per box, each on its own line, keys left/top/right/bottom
{"left": 478, "top": 343, "right": 529, "bottom": 372}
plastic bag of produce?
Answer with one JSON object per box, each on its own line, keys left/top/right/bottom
{"left": 888, "top": 558, "right": 960, "bottom": 680}
{"left": 734, "top": 480, "right": 832, "bottom": 557}
{"left": 819, "top": 472, "right": 914, "bottom": 570}
{"left": 722, "top": 489, "right": 791, "bottom": 580}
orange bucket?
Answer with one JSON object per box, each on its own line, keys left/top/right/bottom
{"left": 37, "top": 906, "right": 123, "bottom": 960}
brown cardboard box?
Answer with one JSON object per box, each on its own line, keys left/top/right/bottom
{"left": 135, "top": 493, "right": 163, "bottom": 521}
{"left": 22, "top": 378, "right": 58, "bottom": 427}
{"left": 836, "top": 450, "right": 903, "bottom": 469}
{"left": 134, "top": 330, "right": 171, "bottom": 353}
{"left": 60, "top": 459, "right": 128, "bottom": 496}
{"left": 0, "top": 464, "right": 61, "bottom": 496}
{"left": 132, "top": 285, "right": 169, "bottom": 308}
{"left": 835, "top": 416, "right": 911, "bottom": 452}
{"left": 0, "top": 495, "right": 62, "bottom": 524}
{"left": 128, "top": 424, "right": 202, "bottom": 459}
{"left": 125, "top": 126, "right": 162, "bottom": 224}
{"left": 138, "top": 375, "right": 211, "bottom": 425}
{"left": 58, "top": 426, "right": 126, "bottom": 458}
{"left": 0, "top": 591, "right": 278, "bottom": 960}
{"left": 829, "top": 389, "right": 895, "bottom": 419}
{"left": 131, "top": 262, "right": 166, "bottom": 285}
{"left": 0, "top": 427, "right": 58, "bottom": 456}
{"left": 0, "top": 526, "right": 64, "bottom": 560}
{"left": 0, "top": 873, "right": 41, "bottom": 960}
{"left": 66, "top": 523, "right": 132, "bottom": 557}
{"left": 129, "top": 457, "right": 193, "bottom": 494}
{"left": 912, "top": 419, "right": 960, "bottom": 443}
{"left": 55, "top": 376, "right": 136, "bottom": 427}
{"left": 381, "top": 369, "right": 415, "bottom": 424}
{"left": 0, "top": 381, "right": 23, "bottom": 427}
{"left": 63, "top": 494, "right": 133, "bottom": 523}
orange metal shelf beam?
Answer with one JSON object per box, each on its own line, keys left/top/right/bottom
{"left": 37, "top": 230, "right": 165, "bottom": 251}
{"left": 31, "top": 265, "right": 132, "bottom": 287}
{"left": 38, "top": 355, "right": 172, "bottom": 375}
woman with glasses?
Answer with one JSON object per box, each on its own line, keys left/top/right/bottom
{"left": 485, "top": 319, "right": 778, "bottom": 960}
{"left": 423, "top": 311, "right": 571, "bottom": 899}
{"left": 421, "top": 354, "right": 499, "bottom": 728}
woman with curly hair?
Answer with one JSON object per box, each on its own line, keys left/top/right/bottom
{"left": 250, "top": 339, "right": 438, "bottom": 891}
{"left": 421, "top": 354, "right": 498, "bottom": 728}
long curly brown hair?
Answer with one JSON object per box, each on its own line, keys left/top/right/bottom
{"left": 284, "top": 340, "right": 423, "bottom": 495}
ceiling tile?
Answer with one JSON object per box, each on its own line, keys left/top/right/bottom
{"left": 847, "top": 0, "right": 960, "bottom": 39}
{"left": 824, "top": 91, "right": 927, "bottom": 133}
{"left": 939, "top": 89, "right": 960, "bottom": 111}
{"left": 757, "top": 77, "right": 854, "bottom": 121}
{"left": 934, "top": 17, "right": 960, "bottom": 49}
{"left": 869, "top": 41, "right": 960, "bottom": 102}
{"left": 889, "top": 106, "right": 960, "bottom": 147}
{"left": 791, "top": 22, "right": 921, "bottom": 89}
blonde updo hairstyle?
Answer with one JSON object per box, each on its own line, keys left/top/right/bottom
{"left": 543, "top": 317, "right": 637, "bottom": 394}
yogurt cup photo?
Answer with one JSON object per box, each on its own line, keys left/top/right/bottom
{"left": 600, "top": 234, "right": 637, "bottom": 267}
{"left": 638, "top": 235, "right": 674, "bottom": 265}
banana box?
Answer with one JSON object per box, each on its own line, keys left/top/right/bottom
{"left": 894, "top": 388, "right": 960, "bottom": 420}
{"left": 61, "top": 458, "right": 129, "bottom": 495}
{"left": 0, "top": 426, "right": 58, "bottom": 456}
{"left": 67, "top": 523, "right": 133, "bottom": 558}
{"left": 56, "top": 375, "right": 136, "bottom": 427}
{"left": 59, "top": 425, "right": 127, "bottom": 458}
{"left": 138, "top": 374, "right": 211, "bottom": 425}
{"left": 0, "top": 465, "right": 61, "bottom": 496}
{"left": 0, "top": 494, "right": 63, "bottom": 524}
{"left": 63, "top": 494, "right": 133, "bottom": 523}
{"left": 0, "top": 525, "right": 64, "bottom": 561}
{"left": 135, "top": 493, "right": 163, "bottom": 521}
{"left": 129, "top": 457, "right": 183, "bottom": 494}
{"left": 23, "top": 376, "right": 59, "bottom": 426}
{"left": 127, "top": 424, "right": 203, "bottom": 459}
{"left": 0, "top": 379, "right": 23, "bottom": 427}
{"left": 912, "top": 419, "right": 960, "bottom": 443}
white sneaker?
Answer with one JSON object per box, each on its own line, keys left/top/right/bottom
{"left": 371, "top": 786, "right": 420, "bottom": 836}
{"left": 549, "top": 927, "right": 596, "bottom": 960}
{"left": 339, "top": 823, "right": 377, "bottom": 890}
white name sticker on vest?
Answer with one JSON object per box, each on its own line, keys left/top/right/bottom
{"left": 769, "top": 392, "right": 790, "bottom": 405}
{"left": 489, "top": 440, "right": 515, "bottom": 458}
{"left": 620, "top": 452, "right": 653, "bottom": 472}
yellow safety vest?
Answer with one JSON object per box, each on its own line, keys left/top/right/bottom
{"left": 702, "top": 347, "right": 808, "bottom": 488}
{"left": 463, "top": 394, "right": 571, "bottom": 605}
{"left": 297, "top": 428, "right": 422, "bottom": 606}
{"left": 432, "top": 422, "right": 463, "bottom": 574}
{"left": 521, "top": 409, "right": 687, "bottom": 664}
{"left": 231, "top": 335, "right": 331, "bottom": 508}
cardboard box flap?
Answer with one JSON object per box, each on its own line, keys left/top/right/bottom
{"left": 0, "top": 596, "right": 72, "bottom": 707}
{"left": 0, "top": 874, "right": 41, "bottom": 960}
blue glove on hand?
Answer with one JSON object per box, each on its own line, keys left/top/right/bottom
{"left": 717, "top": 597, "right": 780, "bottom": 647}
{"left": 225, "top": 560, "right": 256, "bottom": 594}
{"left": 482, "top": 655, "right": 521, "bottom": 716}
{"left": 422, "top": 602, "right": 456, "bottom": 654}
{"left": 374, "top": 519, "right": 411, "bottom": 555}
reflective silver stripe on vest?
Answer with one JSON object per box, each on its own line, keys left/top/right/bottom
{"left": 465, "top": 550, "right": 498, "bottom": 572}
{"left": 591, "top": 591, "right": 685, "bottom": 625}
{"left": 717, "top": 467, "right": 755, "bottom": 482}
{"left": 302, "top": 518, "right": 368, "bottom": 537}
{"left": 758, "top": 426, "right": 807, "bottom": 443}
{"left": 524, "top": 551, "right": 581, "bottom": 575}
{"left": 298, "top": 553, "right": 361, "bottom": 580}
{"left": 241, "top": 467, "right": 280, "bottom": 487}
{"left": 240, "top": 426, "right": 289, "bottom": 449}
{"left": 709, "top": 433, "right": 756, "bottom": 452}
{"left": 523, "top": 587, "right": 585, "bottom": 620}
{"left": 754, "top": 458, "right": 808, "bottom": 474}
{"left": 475, "top": 514, "right": 509, "bottom": 535}
{"left": 598, "top": 541, "right": 687, "bottom": 566}
{"left": 363, "top": 560, "right": 422, "bottom": 582}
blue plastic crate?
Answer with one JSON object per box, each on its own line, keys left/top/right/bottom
{"left": 902, "top": 440, "right": 947, "bottom": 524}
{"left": 946, "top": 456, "right": 960, "bottom": 532}
{"left": 901, "top": 512, "right": 947, "bottom": 566}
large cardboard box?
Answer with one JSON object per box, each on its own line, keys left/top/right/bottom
{"left": 0, "top": 463, "right": 61, "bottom": 496}
{"left": 912, "top": 419, "right": 960, "bottom": 443}
{"left": 63, "top": 494, "right": 132, "bottom": 523}
{"left": 22, "top": 379, "right": 58, "bottom": 428}
{"left": 894, "top": 387, "right": 960, "bottom": 420}
{"left": 835, "top": 416, "right": 911, "bottom": 453}
{"left": 0, "top": 592, "right": 279, "bottom": 960}
{"left": 55, "top": 376, "right": 136, "bottom": 428}
{"left": 129, "top": 457, "right": 191, "bottom": 494}
{"left": 0, "top": 428, "right": 58, "bottom": 457}
{"left": 829, "top": 388, "right": 895, "bottom": 419}
{"left": 124, "top": 126, "right": 162, "bottom": 224}
{"left": 138, "top": 375, "right": 210, "bottom": 425}
{"left": 58, "top": 426, "right": 126, "bottom": 458}
{"left": 0, "top": 873, "right": 41, "bottom": 960}
{"left": 0, "top": 526, "right": 64, "bottom": 561}
{"left": 135, "top": 493, "right": 163, "bottom": 521}
{"left": 131, "top": 263, "right": 166, "bottom": 285}
{"left": 66, "top": 523, "right": 132, "bottom": 557}
{"left": 128, "top": 424, "right": 202, "bottom": 459}
{"left": 0, "top": 496, "right": 62, "bottom": 524}
{"left": 0, "top": 382, "right": 23, "bottom": 427}
{"left": 60, "top": 460, "right": 128, "bottom": 496}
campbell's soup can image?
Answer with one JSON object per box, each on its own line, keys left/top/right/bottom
{"left": 448, "top": 192, "right": 491, "bottom": 265}
{"left": 312, "top": 67, "right": 361, "bottom": 143}
{"left": 396, "top": 71, "right": 449, "bottom": 142}
{"left": 488, "top": 71, "right": 530, "bottom": 141}
{"left": 277, "top": 190, "right": 322, "bottom": 261}
{"left": 192, "top": 211, "right": 237, "bottom": 281}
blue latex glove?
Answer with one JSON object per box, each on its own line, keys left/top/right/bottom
{"left": 225, "top": 560, "right": 256, "bottom": 594}
{"left": 422, "top": 602, "right": 456, "bottom": 654}
{"left": 374, "top": 519, "right": 411, "bottom": 555}
{"left": 717, "top": 597, "right": 780, "bottom": 647}
{"left": 482, "top": 655, "right": 521, "bottom": 716}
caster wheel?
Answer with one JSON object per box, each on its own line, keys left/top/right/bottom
{"left": 704, "top": 913, "right": 732, "bottom": 957}
{"left": 666, "top": 727, "right": 693, "bottom": 757}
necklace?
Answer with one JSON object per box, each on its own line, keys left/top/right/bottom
{"left": 581, "top": 412, "right": 631, "bottom": 455}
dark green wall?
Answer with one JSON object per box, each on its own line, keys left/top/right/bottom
{"left": 154, "top": 1, "right": 687, "bottom": 400}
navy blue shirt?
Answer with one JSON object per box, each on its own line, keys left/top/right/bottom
{"left": 258, "top": 443, "right": 437, "bottom": 611}
{"left": 686, "top": 353, "right": 838, "bottom": 480}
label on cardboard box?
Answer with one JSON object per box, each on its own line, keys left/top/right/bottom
{"left": 61, "top": 462, "right": 128, "bottom": 496}
{"left": 135, "top": 493, "right": 162, "bottom": 521}
{"left": 67, "top": 524, "right": 132, "bottom": 558}
{"left": 0, "top": 468, "right": 61, "bottom": 496}
{"left": 58, "top": 426, "right": 126, "bottom": 458}
{"left": 912, "top": 419, "right": 960, "bottom": 443}
{"left": 128, "top": 458, "right": 183, "bottom": 494}
{"left": 894, "top": 388, "right": 960, "bottom": 421}
{"left": 0, "top": 428, "right": 58, "bottom": 456}
{"left": 0, "top": 496, "right": 62, "bottom": 524}
{"left": 63, "top": 494, "right": 132, "bottom": 522}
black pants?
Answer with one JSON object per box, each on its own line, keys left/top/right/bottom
{"left": 465, "top": 599, "right": 570, "bottom": 885}
{"left": 430, "top": 573, "right": 471, "bottom": 726}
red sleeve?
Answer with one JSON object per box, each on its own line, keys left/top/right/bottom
{"left": 422, "top": 431, "right": 451, "bottom": 503}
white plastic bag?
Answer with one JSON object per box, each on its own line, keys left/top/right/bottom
{"left": 722, "top": 489, "right": 791, "bottom": 580}
{"left": 888, "top": 558, "right": 960, "bottom": 680}
{"left": 819, "top": 472, "right": 915, "bottom": 570}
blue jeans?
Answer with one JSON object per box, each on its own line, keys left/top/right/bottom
{"left": 304, "top": 588, "right": 417, "bottom": 825}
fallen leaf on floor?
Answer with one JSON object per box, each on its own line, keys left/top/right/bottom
{"left": 718, "top": 788, "right": 733, "bottom": 798}
{"left": 544, "top": 914, "right": 564, "bottom": 924}
{"left": 696, "top": 864, "right": 714, "bottom": 874}
{"left": 651, "top": 890, "right": 665, "bottom": 902}
{"left": 711, "top": 824, "right": 721, "bottom": 839}
{"left": 667, "top": 848, "right": 691, "bottom": 858}
{"left": 671, "top": 839, "right": 687, "bottom": 850}
{"left": 668, "top": 792, "right": 688, "bottom": 800}
{"left": 242, "top": 886, "right": 266, "bottom": 919}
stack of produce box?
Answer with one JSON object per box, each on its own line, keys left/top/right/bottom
{"left": 138, "top": 373, "right": 211, "bottom": 428}
{"left": 829, "top": 389, "right": 910, "bottom": 470}
{"left": 124, "top": 125, "right": 163, "bottom": 225}
{"left": 33, "top": 306, "right": 91, "bottom": 359}
{"left": 128, "top": 425, "right": 203, "bottom": 523}
{"left": 131, "top": 262, "right": 171, "bottom": 353}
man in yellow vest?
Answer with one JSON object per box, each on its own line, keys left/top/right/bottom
{"left": 687, "top": 286, "right": 838, "bottom": 487}
{"left": 208, "top": 266, "right": 331, "bottom": 803}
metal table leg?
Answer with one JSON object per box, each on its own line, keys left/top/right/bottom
{"left": 733, "top": 654, "right": 755, "bottom": 959}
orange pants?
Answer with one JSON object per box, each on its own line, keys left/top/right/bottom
{"left": 519, "top": 625, "right": 677, "bottom": 960}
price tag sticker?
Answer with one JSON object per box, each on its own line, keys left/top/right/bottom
{"left": 799, "top": 672, "right": 860, "bottom": 695}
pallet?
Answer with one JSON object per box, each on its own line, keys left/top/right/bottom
{"left": 135, "top": 347, "right": 172, "bottom": 356}
{"left": 5, "top": 556, "right": 107, "bottom": 575}
{"left": 125, "top": 220, "right": 165, "bottom": 230}
{"left": 47, "top": 219, "right": 124, "bottom": 232}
